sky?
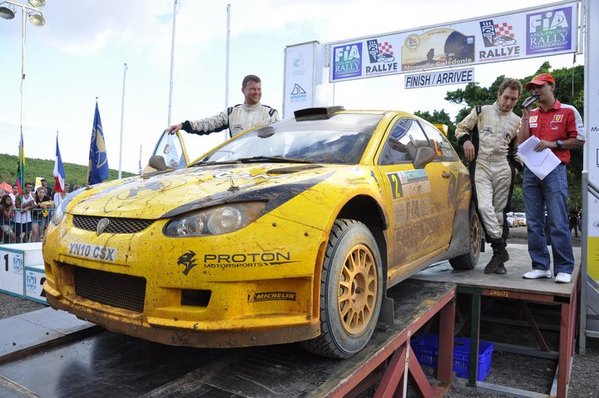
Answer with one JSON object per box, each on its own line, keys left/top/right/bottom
{"left": 0, "top": 0, "right": 583, "bottom": 176}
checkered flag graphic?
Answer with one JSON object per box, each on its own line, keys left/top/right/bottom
{"left": 377, "top": 41, "right": 394, "bottom": 56}
{"left": 494, "top": 22, "right": 515, "bottom": 38}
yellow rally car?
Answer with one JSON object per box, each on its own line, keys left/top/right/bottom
{"left": 43, "top": 107, "right": 481, "bottom": 358}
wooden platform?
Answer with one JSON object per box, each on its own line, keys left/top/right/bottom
{"left": 0, "top": 280, "right": 456, "bottom": 397}
{"left": 413, "top": 243, "right": 580, "bottom": 297}
{"left": 412, "top": 243, "right": 581, "bottom": 398}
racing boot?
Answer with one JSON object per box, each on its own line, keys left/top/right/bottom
{"left": 484, "top": 238, "right": 509, "bottom": 274}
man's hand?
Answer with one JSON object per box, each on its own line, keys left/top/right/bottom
{"left": 167, "top": 123, "right": 182, "bottom": 135}
{"left": 463, "top": 140, "right": 475, "bottom": 161}
{"left": 534, "top": 140, "right": 557, "bottom": 152}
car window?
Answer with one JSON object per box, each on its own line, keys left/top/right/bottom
{"left": 378, "top": 118, "right": 432, "bottom": 165}
{"left": 151, "top": 130, "right": 187, "bottom": 169}
{"left": 198, "top": 113, "right": 382, "bottom": 165}
{"left": 419, "top": 121, "right": 459, "bottom": 162}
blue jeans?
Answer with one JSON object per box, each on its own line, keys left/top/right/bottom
{"left": 523, "top": 164, "right": 574, "bottom": 275}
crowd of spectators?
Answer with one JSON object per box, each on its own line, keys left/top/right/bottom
{"left": 0, "top": 180, "right": 76, "bottom": 243}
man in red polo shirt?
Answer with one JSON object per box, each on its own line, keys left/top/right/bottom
{"left": 517, "top": 72, "right": 585, "bottom": 283}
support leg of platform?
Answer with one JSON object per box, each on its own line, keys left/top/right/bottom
{"left": 374, "top": 347, "right": 406, "bottom": 398}
{"left": 437, "top": 297, "right": 455, "bottom": 384}
{"left": 468, "top": 292, "right": 481, "bottom": 387}
{"left": 557, "top": 277, "right": 578, "bottom": 398}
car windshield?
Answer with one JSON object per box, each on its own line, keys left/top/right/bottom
{"left": 196, "top": 113, "right": 383, "bottom": 165}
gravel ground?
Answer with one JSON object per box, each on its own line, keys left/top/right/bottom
{"left": 1, "top": 228, "right": 596, "bottom": 397}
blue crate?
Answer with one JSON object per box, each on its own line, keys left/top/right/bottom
{"left": 411, "top": 334, "right": 494, "bottom": 381}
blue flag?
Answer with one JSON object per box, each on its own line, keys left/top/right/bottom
{"left": 88, "top": 102, "right": 109, "bottom": 184}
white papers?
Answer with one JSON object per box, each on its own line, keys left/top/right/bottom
{"left": 517, "top": 135, "right": 561, "bottom": 180}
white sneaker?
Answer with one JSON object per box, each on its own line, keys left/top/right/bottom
{"left": 523, "top": 269, "right": 552, "bottom": 279}
{"left": 555, "top": 272, "right": 572, "bottom": 283}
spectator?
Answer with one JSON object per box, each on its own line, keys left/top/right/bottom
{"left": 40, "top": 178, "right": 53, "bottom": 197}
{"left": 569, "top": 208, "right": 580, "bottom": 238}
{"left": 15, "top": 182, "right": 35, "bottom": 243}
{"left": 0, "top": 195, "right": 16, "bottom": 243}
{"left": 31, "top": 186, "right": 53, "bottom": 242}
{"left": 9, "top": 184, "right": 18, "bottom": 203}
{"left": 518, "top": 73, "right": 585, "bottom": 283}
{"left": 167, "top": 74, "right": 279, "bottom": 139}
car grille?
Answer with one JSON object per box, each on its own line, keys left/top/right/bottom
{"left": 75, "top": 267, "right": 146, "bottom": 312}
{"left": 73, "top": 215, "right": 154, "bottom": 234}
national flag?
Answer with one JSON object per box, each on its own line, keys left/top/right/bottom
{"left": 88, "top": 101, "right": 109, "bottom": 184}
{"left": 15, "top": 132, "right": 25, "bottom": 194}
{"left": 53, "top": 132, "right": 66, "bottom": 193}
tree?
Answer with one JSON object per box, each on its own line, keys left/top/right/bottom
{"left": 414, "top": 109, "right": 456, "bottom": 145}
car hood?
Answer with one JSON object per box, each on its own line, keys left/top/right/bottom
{"left": 69, "top": 163, "right": 339, "bottom": 219}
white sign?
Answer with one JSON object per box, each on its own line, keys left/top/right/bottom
{"left": 0, "top": 249, "right": 24, "bottom": 296}
{"left": 283, "top": 42, "right": 316, "bottom": 118}
{"left": 329, "top": 2, "right": 578, "bottom": 82}
{"left": 405, "top": 68, "right": 474, "bottom": 89}
{"left": 25, "top": 268, "right": 47, "bottom": 304}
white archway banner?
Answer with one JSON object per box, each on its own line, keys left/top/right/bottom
{"left": 328, "top": 1, "right": 579, "bottom": 82}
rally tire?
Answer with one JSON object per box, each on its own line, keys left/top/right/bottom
{"left": 449, "top": 203, "right": 482, "bottom": 270}
{"left": 302, "top": 219, "right": 383, "bottom": 358}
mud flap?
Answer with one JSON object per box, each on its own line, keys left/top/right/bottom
{"left": 376, "top": 294, "right": 395, "bottom": 330}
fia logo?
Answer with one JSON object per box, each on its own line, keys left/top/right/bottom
{"left": 334, "top": 44, "right": 361, "bottom": 63}
{"left": 529, "top": 9, "right": 569, "bottom": 33}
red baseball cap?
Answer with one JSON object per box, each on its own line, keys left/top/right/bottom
{"left": 525, "top": 73, "right": 555, "bottom": 90}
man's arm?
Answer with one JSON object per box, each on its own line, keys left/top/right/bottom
{"left": 517, "top": 108, "right": 531, "bottom": 144}
{"left": 455, "top": 107, "right": 479, "bottom": 161}
{"left": 168, "top": 109, "right": 230, "bottom": 135}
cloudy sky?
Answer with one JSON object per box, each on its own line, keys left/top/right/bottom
{"left": 0, "top": 0, "right": 581, "bottom": 175}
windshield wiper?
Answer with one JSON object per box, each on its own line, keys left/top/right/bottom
{"left": 235, "top": 156, "right": 314, "bottom": 164}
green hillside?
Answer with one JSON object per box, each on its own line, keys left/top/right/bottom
{"left": 0, "top": 153, "right": 136, "bottom": 187}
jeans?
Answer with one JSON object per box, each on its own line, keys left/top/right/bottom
{"left": 523, "top": 164, "right": 574, "bottom": 275}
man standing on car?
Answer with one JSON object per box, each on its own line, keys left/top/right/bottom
{"left": 456, "top": 78, "right": 523, "bottom": 275}
{"left": 518, "top": 73, "right": 585, "bottom": 283}
{"left": 167, "top": 74, "right": 279, "bottom": 138}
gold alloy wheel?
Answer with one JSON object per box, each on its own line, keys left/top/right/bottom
{"left": 337, "top": 243, "right": 378, "bottom": 335}
{"left": 470, "top": 212, "right": 481, "bottom": 255}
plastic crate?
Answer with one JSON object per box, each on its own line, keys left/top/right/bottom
{"left": 412, "top": 334, "right": 494, "bottom": 381}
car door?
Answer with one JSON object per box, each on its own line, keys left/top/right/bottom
{"left": 376, "top": 117, "right": 447, "bottom": 271}
{"left": 418, "top": 120, "right": 459, "bottom": 244}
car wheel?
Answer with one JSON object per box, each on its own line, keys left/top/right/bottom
{"left": 449, "top": 203, "right": 481, "bottom": 270}
{"left": 302, "top": 219, "right": 383, "bottom": 358}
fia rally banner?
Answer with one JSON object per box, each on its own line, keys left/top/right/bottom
{"left": 330, "top": 1, "right": 579, "bottom": 82}
{"left": 404, "top": 68, "right": 474, "bottom": 89}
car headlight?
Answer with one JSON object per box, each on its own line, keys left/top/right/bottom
{"left": 51, "top": 187, "right": 86, "bottom": 226}
{"left": 164, "top": 202, "right": 266, "bottom": 237}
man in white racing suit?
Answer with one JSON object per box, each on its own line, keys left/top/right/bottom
{"left": 168, "top": 74, "right": 279, "bottom": 138}
{"left": 455, "top": 78, "right": 523, "bottom": 275}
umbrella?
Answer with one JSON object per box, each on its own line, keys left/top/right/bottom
{"left": 0, "top": 181, "right": 13, "bottom": 193}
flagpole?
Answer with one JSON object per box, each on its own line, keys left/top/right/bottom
{"left": 167, "top": 0, "right": 178, "bottom": 126}
{"left": 87, "top": 97, "right": 98, "bottom": 186}
{"left": 224, "top": 3, "right": 231, "bottom": 142}
{"left": 138, "top": 144, "right": 143, "bottom": 175}
{"left": 118, "top": 62, "right": 128, "bottom": 179}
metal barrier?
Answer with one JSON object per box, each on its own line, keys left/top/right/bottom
{"left": 0, "top": 208, "right": 55, "bottom": 244}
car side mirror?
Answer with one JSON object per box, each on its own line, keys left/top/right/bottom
{"left": 148, "top": 155, "right": 169, "bottom": 171}
{"left": 413, "top": 147, "right": 436, "bottom": 169}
